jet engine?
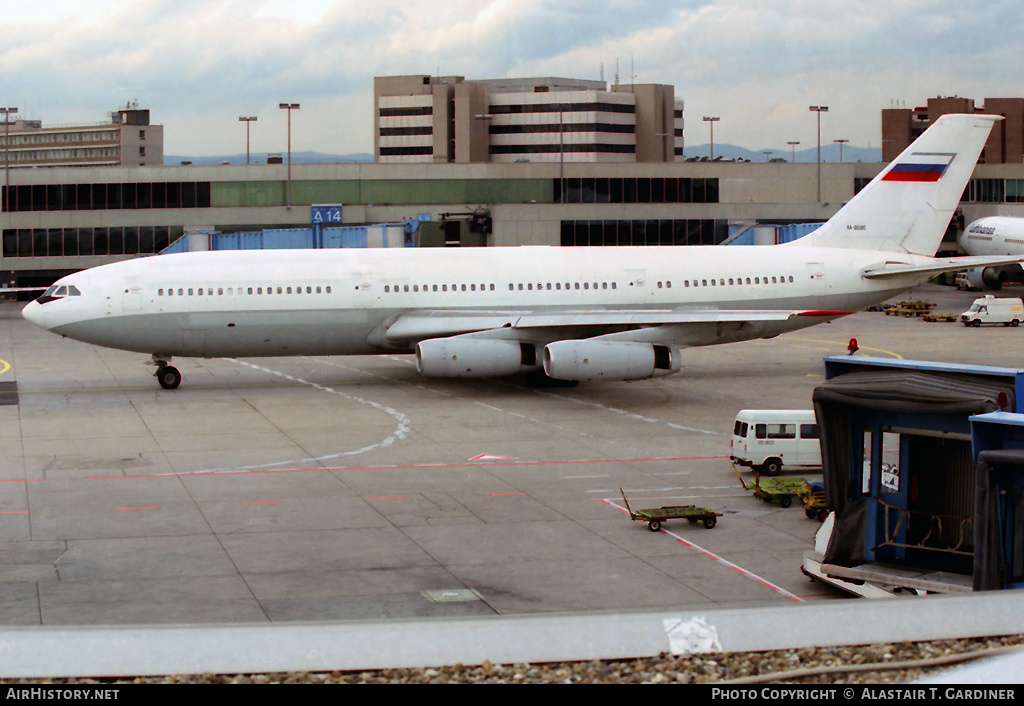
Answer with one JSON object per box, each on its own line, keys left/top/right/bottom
{"left": 542, "top": 340, "right": 681, "bottom": 382}
{"left": 416, "top": 338, "right": 538, "bottom": 378}
{"left": 966, "top": 266, "right": 1008, "bottom": 291}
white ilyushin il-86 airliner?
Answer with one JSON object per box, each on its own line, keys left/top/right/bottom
{"left": 22, "top": 114, "right": 1024, "bottom": 390}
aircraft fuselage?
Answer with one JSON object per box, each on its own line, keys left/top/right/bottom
{"left": 24, "top": 244, "right": 923, "bottom": 360}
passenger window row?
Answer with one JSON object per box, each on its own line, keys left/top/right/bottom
{"left": 385, "top": 283, "right": 497, "bottom": 293}
{"left": 510, "top": 281, "right": 617, "bottom": 292}
{"left": 671, "top": 275, "right": 795, "bottom": 288}
{"left": 382, "top": 282, "right": 619, "bottom": 293}
{"left": 157, "top": 285, "right": 332, "bottom": 296}
{"left": 153, "top": 275, "right": 794, "bottom": 298}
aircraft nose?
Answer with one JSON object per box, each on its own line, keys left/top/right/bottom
{"left": 22, "top": 300, "right": 49, "bottom": 329}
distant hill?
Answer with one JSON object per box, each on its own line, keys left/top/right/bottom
{"left": 683, "top": 143, "right": 881, "bottom": 163}
{"left": 166, "top": 151, "right": 373, "bottom": 166}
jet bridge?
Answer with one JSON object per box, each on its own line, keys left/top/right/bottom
{"left": 808, "top": 356, "right": 1024, "bottom": 595}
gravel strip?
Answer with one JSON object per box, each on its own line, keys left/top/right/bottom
{"left": 4, "top": 635, "right": 1021, "bottom": 684}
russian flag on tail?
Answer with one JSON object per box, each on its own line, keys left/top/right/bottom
{"left": 882, "top": 151, "right": 956, "bottom": 182}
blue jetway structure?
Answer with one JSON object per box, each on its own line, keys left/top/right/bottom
{"left": 724, "top": 222, "right": 823, "bottom": 246}
{"left": 810, "top": 356, "right": 1024, "bottom": 594}
{"left": 161, "top": 217, "right": 428, "bottom": 255}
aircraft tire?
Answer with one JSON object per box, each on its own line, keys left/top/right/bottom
{"left": 157, "top": 366, "right": 182, "bottom": 390}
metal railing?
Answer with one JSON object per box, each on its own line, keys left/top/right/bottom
{"left": 875, "top": 498, "right": 974, "bottom": 558}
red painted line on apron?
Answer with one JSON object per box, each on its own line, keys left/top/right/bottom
{"left": 603, "top": 497, "right": 803, "bottom": 603}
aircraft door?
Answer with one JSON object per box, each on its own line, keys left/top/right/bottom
{"left": 123, "top": 276, "right": 143, "bottom": 312}
{"left": 350, "top": 269, "right": 377, "bottom": 305}
{"left": 625, "top": 269, "right": 647, "bottom": 304}
{"left": 806, "top": 262, "right": 827, "bottom": 284}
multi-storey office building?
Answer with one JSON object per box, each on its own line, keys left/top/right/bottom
{"left": 0, "top": 108, "right": 164, "bottom": 170}
{"left": 375, "top": 75, "right": 683, "bottom": 164}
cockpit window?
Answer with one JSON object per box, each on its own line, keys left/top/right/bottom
{"left": 38, "top": 283, "right": 82, "bottom": 303}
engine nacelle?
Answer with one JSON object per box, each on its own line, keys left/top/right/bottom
{"left": 966, "top": 266, "right": 1008, "bottom": 291}
{"left": 542, "top": 340, "right": 681, "bottom": 382}
{"left": 416, "top": 338, "right": 538, "bottom": 378}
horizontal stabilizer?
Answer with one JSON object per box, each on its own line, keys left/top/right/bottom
{"left": 862, "top": 255, "right": 1024, "bottom": 280}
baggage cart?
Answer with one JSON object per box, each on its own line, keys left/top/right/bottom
{"left": 620, "top": 489, "right": 722, "bottom": 532}
{"left": 733, "top": 466, "right": 806, "bottom": 508}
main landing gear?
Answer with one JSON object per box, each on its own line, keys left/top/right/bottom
{"left": 151, "top": 356, "right": 182, "bottom": 390}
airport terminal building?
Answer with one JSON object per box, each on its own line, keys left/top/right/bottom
{"left": 2, "top": 82, "right": 1024, "bottom": 291}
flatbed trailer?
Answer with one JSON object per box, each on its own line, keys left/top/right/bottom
{"left": 734, "top": 466, "right": 807, "bottom": 508}
{"left": 620, "top": 489, "right": 722, "bottom": 531}
{"left": 922, "top": 312, "right": 958, "bottom": 323}
{"left": 882, "top": 300, "right": 936, "bottom": 318}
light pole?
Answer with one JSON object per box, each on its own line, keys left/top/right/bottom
{"left": 278, "top": 103, "right": 300, "bottom": 206}
{"left": 809, "top": 106, "right": 828, "bottom": 202}
{"left": 762, "top": 150, "right": 773, "bottom": 162}
{"left": 834, "top": 138, "right": 848, "bottom": 163}
{"left": 787, "top": 141, "right": 800, "bottom": 162}
{"left": 2, "top": 107, "right": 18, "bottom": 198}
{"left": 703, "top": 116, "right": 719, "bottom": 160}
{"left": 238, "top": 116, "right": 257, "bottom": 164}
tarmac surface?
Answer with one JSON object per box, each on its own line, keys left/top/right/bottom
{"left": 0, "top": 282, "right": 1021, "bottom": 629}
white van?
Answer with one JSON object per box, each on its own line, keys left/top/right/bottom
{"left": 960, "top": 295, "right": 1024, "bottom": 327}
{"left": 730, "top": 409, "right": 821, "bottom": 476}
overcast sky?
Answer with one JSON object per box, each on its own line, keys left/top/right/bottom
{"left": 2, "top": 0, "right": 1020, "bottom": 157}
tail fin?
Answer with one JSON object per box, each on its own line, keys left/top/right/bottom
{"left": 796, "top": 114, "right": 1000, "bottom": 255}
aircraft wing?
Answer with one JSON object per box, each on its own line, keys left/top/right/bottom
{"left": 862, "top": 256, "right": 1024, "bottom": 279}
{"left": 384, "top": 307, "right": 850, "bottom": 342}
